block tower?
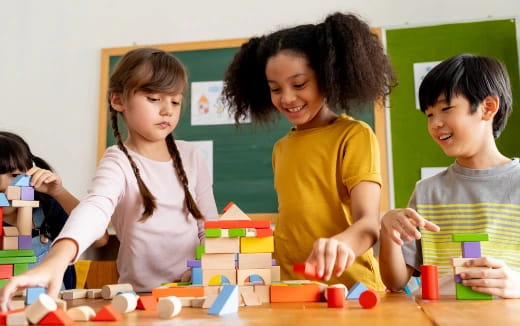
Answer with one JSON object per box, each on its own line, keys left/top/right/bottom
{"left": 0, "top": 174, "right": 38, "bottom": 287}
{"left": 451, "top": 233, "right": 492, "bottom": 300}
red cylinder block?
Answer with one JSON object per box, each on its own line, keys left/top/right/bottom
{"left": 326, "top": 287, "right": 345, "bottom": 308}
{"left": 421, "top": 265, "right": 439, "bottom": 300}
{"left": 359, "top": 290, "right": 380, "bottom": 309}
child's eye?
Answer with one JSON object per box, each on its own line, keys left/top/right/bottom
{"left": 172, "top": 101, "right": 181, "bottom": 105}
{"left": 294, "top": 83, "right": 305, "bottom": 89}
{"left": 10, "top": 173, "right": 21, "bottom": 178}
{"left": 426, "top": 113, "right": 433, "bottom": 118}
{"left": 441, "top": 106, "right": 452, "bottom": 112}
{"left": 147, "top": 97, "right": 159, "bottom": 102}
{"left": 270, "top": 88, "right": 280, "bottom": 93}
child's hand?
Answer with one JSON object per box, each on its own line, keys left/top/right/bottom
{"left": 173, "top": 270, "right": 192, "bottom": 283}
{"left": 26, "top": 166, "right": 65, "bottom": 197}
{"left": 381, "top": 208, "right": 440, "bottom": 246}
{"left": 461, "top": 257, "right": 520, "bottom": 299}
{"left": 306, "top": 238, "right": 356, "bottom": 281}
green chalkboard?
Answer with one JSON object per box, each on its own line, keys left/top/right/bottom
{"left": 97, "top": 40, "right": 375, "bottom": 213}
{"left": 386, "top": 19, "right": 520, "bottom": 208}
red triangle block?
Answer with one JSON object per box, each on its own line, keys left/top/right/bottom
{"left": 91, "top": 304, "right": 123, "bottom": 321}
{"left": 136, "top": 296, "right": 157, "bottom": 311}
{"left": 38, "top": 308, "right": 74, "bottom": 325}
{"left": 0, "top": 308, "right": 25, "bottom": 325}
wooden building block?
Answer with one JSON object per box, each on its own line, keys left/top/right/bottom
{"left": 91, "top": 304, "right": 123, "bottom": 321}
{"left": 253, "top": 285, "right": 270, "bottom": 303}
{"left": 111, "top": 293, "right": 138, "bottom": 313}
{"left": 220, "top": 202, "right": 250, "bottom": 220}
{"left": 2, "top": 237, "right": 18, "bottom": 250}
{"left": 240, "top": 236, "right": 274, "bottom": 253}
{"left": 204, "top": 237, "right": 240, "bottom": 253}
{"left": 11, "top": 200, "right": 39, "bottom": 208}
{"left": 61, "top": 289, "right": 87, "bottom": 300}
{"left": 403, "top": 277, "right": 421, "bottom": 295}
{"left": 451, "top": 257, "right": 474, "bottom": 267}
{"left": 0, "top": 264, "right": 13, "bottom": 279}
{"left": 38, "top": 308, "right": 74, "bottom": 325}
{"left": 241, "top": 291, "right": 261, "bottom": 306}
{"left": 17, "top": 236, "right": 32, "bottom": 250}
{"left": 237, "top": 268, "right": 271, "bottom": 285}
{"left": 202, "top": 269, "right": 237, "bottom": 286}
{"left": 238, "top": 253, "right": 272, "bottom": 269}
{"left": 13, "top": 263, "right": 29, "bottom": 276}
{"left": 255, "top": 228, "right": 273, "bottom": 237}
{"left": 324, "top": 284, "right": 348, "bottom": 300}
{"left": 190, "top": 297, "right": 206, "bottom": 308}
{"left": 452, "top": 233, "right": 489, "bottom": 242}
{"left": 270, "top": 283, "right": 321, "bottom": 303}
{"left": 453, "top": 266, "right": 490, "bottom": 274}
{"left": 3, "top": 227, "right": 18, "bottom": 237}
{"left": 359, "top": 289, "right": 380, "bottom": 309}
{"left": 152, "top": 286, "right": 204, "bottom": 298}
{"left": 25, "top": 293, "right": 57, "bottom": 324}
{"left": 327, "top": 287, "right": 345, "bottom": 308}
{"left": 86, "top": 289, "right": 102, "bottom": 299}
{"left": 136, "top": 296, "right": 157, "bottom": 311}
{"left": 16, "top": 207, "right": 32, "bottom": 236}
{"left": 202, "top": 295, "right": 218, "bottom": 308}
{"left": 205, "top": 220, "right": 270, "bottom": 230}
{"left": 11, "top": 174, "right": 31, "bottom": 187}
{"left": 54, "top": 298, "right": 67, "bottom": 311}
{"left": 0, "top": 193, "right": 9, "bottom": 207}
{"left": 196, "top": 245, "right": 205, "bottom": 260}
{"left": 208, "top": 285, "right": 239, "bottom": 315}
{"left": 0, "top": 308, "right": 24, "bottom": 325}
{"left": 455, "top": 282, "right": 492, "bottom": 300}
{"left": 6, "top": 311, "right": 28, "bottom": 325}
{"left": 101, "top": 284, "right": 133, "bottom": 300}
{"left": 19, "top": 187, "right": 34, "bottom": 201}
{"left": 421, "top": 265, "right": 439, "bottom": 300}
{"left": 157, "top": 297, "right": 182, "bottom": 319}
{"left": 205, "top": 228, "right": 221, "bottom": 238}
{"left": 6, "top": 186, "right": 20, "bottom": 200}
{"left": 201, "top": 253, "right": 236, "bottom": 269}
{"left": 462, "top": 242, "right": 481, "bottom": 258}
{"left": 347, "top": 282, "right": 368, "bottom": 300}
{"left": 293, "top": 262, "right": 320, "bottom": 280}
{"left": 66, "top": 306, "right": 95, "bottom": 321}
{"left": 26, "top": 287, "right": 46, "bottom": 305}
{"left": 271, "top": 265, "right": 281, "bottom": 282}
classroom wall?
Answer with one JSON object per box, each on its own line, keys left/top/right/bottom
{"left": 0, "top": 0, "right": 519, "bottom": 200}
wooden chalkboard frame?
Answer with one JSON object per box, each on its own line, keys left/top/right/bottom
{"left": 97, "top": 35, "right": 391, "bottom": 213}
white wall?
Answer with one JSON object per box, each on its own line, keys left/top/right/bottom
{"left": 1, "top": 0, "right": 519, "bottom": 197}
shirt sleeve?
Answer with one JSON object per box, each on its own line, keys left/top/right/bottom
{"left": 402, "top": 189, "right": 423, "bottom": 276}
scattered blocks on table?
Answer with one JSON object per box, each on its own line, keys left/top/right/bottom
{"left": 38, "top": 308, "right": 74, "bottom": 326}
{"left": 66, "top": 306, "right": 96, "bottom": 321}
{"left": 326, "top": 286, "right": 345, "bottom": 308}
{"left": 91, "top": 304, "right": 123, "bottom": 321}
{"left": 208, "top": 284, "right": 239, "bottom": 315}
{"left": 136, "top": 296, "right": 158, "bottom": 311}
{"left": 25, "top": 286, "right": 46, "bottom": 305}
{"left": 346, "top": 282, "right": 368, "bottom": 300}
{"left": 359, "top": 289, "right": 380, "bottom": 309}
{"left": 403, "top": 276, "right": 421, "bottom": 295}
{"left": 157, "top": 296, "right": 182, "bottom": 319}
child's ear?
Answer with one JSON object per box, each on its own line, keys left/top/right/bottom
{"left": 110, "top": 93, "right": 125, "bottom": 112}
{"left": 482, "top": 95, "right": 499, "bottom": 121}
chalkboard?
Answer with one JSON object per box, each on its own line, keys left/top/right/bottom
{"left": 97, "top": 38, "right": 386, "bottom": 213}
{"left": 386, "top": 19, "right": 520, "bottom": 208}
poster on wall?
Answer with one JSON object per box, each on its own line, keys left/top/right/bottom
{"left": 413, "top": 61, "right": 441, "bottom": 109}
{"left": 190, "top": 81, "right": 250, "bottom": 126}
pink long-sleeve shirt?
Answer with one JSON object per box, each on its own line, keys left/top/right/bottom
{"left": 56, "top": 142, "right": 218, "bottom": 291}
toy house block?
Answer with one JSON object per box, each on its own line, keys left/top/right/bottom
{"left": 420, "top": 265, "right": 439, "bottom": 300}
{"left": 112, "top": 293, "right": 138, "bottom": 313}
{"left": 203, "top": 285, "right": 221, "bottom": 296}
{"left": 245, "top": 228, "right": 256, "bottom": 237}
{"left": 196, "top": 245, "right": 205, "bottom": 260}
{"left": 0, "top": 264, "right": 13, "bottom": 279}
{"left": 6, "top": 186, "right": 21, "bottom": 200}
{"left": 220, "top": 202, "right": 250, "bottom": 220}
{"left": 241, "top": 291, "right": 261, "bottom": 306}
{"left": 26, "top": 287, "right": 47, "bottom": 305}
{"left": 17, "top": 205, "right": 33, "bottom": 236}
{"left": 228, "top": 228, "right": 246, "bottom": 237}
{"left": 205, "top": 237, "right": 240, "bottom": 254}
{"left": 403, "top": 276, "right": 421, "bottom": 295}
{"left": 327, "top": 287, "right": 345, "bottom": 308}
{"left": 61, "top": 289, "right": 87, "bottom": 300}
{"left": 38, "top": 308, "right": 73, "bottom": 326}
{"left": 205, "top": 228, "right": 222, "bottom": 238}
{"left": 0, "top": 308, "right": 25, "bottom": 325}
{"left": 238, "top": 253, "right": 272, "bottom": 269}
{"left": 179, "top": 296, "right": 196, "bottom": 307}
{"left": 18, "top": 236, "right": 32, "bottom": 250}
{"left": 205, "top": 220, "right": 270, "bottom": 229}
{"left": 0, "top": 255, "right": 36, "bottom": 265}
{"left": 11, "top": 174, "right": 31, "bottom": 187}
{"left": 452, "top": 233, "right": 489, "bottom": 242}
{"left": 202, "top": 294, "right": 218, "bottom": 308}
{"left": 453, "top": 266, "right": 489, "bottom": 274}
{"left": 346, "top": 282, "right": 368, "bottom": 300}
{"left": 91, "top": 304, "right": 123, "bottom": 321}
{"left": 101, "top": 283, "right": 134, "bottom": 299}
{"left": 190, "top": 297, "right": 206, "bottom": 308}
{"left": 359, "top": 289, "right": 380, "bottom": 309}
{"left": 3, "top": 227, "right": 19, "bottom": 237}
{"left": 253, "top": 284, "right": 270, "bottom": 303}
{"left": 86, "top": 289, "right": 102, "bottom": 299}
{"left": 136, "top": 296, "right": 158, "bottom": 311}
{"left": 66, "top": 305, "right": 95, "bottom": 321}
{"left": 25, "top": 293, "right": 57, "bottom": 324}
{"left": 2, "top": 237, "right": 18, "bottom": 250}
{"left": 451, "top": 257, "right": 474, "bottom": 267}
{"left": 462, "top": 242, "right": 481, "bottom": 258}
{"left": 192, "top": 267, "right": 202, "bottom": 285}
{"left": 157, "top": 296, "right": 182, "bottom": 319}
{"left": 0, "top": 193, "right": 9, "bottom": 207}
{"left": 201, "top": 253, "right": 236, "bottom": 269}
{"left": 152, "top": 286, "right": 204, "bottom": 298}
{"left": 220, "top": 229, "right": 229, "bottom": 237}
{"left": 20, "top": 187, "right": 34, "bottom": 201}
{"left": 202, "top": 269, "right": 237, "bottom": 286}
{"left": 271, "top": 265, "right": 281, "bottom": 282}
{"left": 240, "top": 236, "right": 274, "bottom": 253}
{"left": 455, "top": 283, "right": 492, "bottom": 300}
{"left": 11, "top": 200, "right": 39, "bottom": 208}
{"left": 208, "top": 284, "right": 239, "bottom": 315}
{"left": 6, "top": 311, "right": 28, "bottom": 325}
{"left": 255, "top": 228, "right": 273, "bottom": 237}
{"left": 270, "top": 283, "right": 321, "bottom": 303}
{"left": 293, "top": 262, "right": 320, "bottom": 280}
{"left": 187, "top": 259, "right": 201, "bottom": 268}
{"left": 237, "top": 269, "right": 271, "bottom": 285}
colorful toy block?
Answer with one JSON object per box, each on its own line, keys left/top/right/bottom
{"left": 461, "top": 242, "right": 481, "bottom": 258}
{"left": 403, "top": 276, "right": 421, "bottom": 295}
{"left": 208, "top": 284, "right": 239, "bottom": 315}
{"left": 136, "top": 296, "right": 158, "bottom": 311}
{"left": 421, "top": 265, "right": 439, "bottom": 300}
{"left": 26, "top": 286, "right": 46, "bottom": 305}
{"left": 0, "top": 193, "right": 8, "bottom": 207}
{"left": 38, "top": 308, "right": 74, "bottom": 325}
{"left": 455, "top": 282, "right": 492, "bottom": 300}
{"left": 91, "top": 304, "right": 123, "bottom": 321}
{"left": 452, "top": 233, "right": 489, "bottom": 242}
{"left": 157, "top": 296, "right": 182, "bottom": 318}
{"left": 66, "top": 306, "right": 96, "bottom": 321}
{"left": 327, "top": 287, "right": 345, "bottom": 308}
{"left": 359, "top": 289, "right": 380, "bottom": 309}
{"left": 25, "top": 293, "right": 57, "bottom": 324}
{"left": 270, "top": 283, "right": 321, "bottom": 303}
{"left": 346, "top": 282, "right": 368, "bottom": 300}
{"left": 11, "top": 174, "right": 31, "bottom": 187}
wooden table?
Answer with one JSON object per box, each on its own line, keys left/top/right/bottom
{"left": 65, "top": 293, "right": 432, "bottom": 325}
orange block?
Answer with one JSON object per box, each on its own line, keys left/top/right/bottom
{"left": 270, "top": 283, "right": 321, "bottom": 303}
{"left": 0, "top": 308, "right": 24, "bottom": 325}
{"left": 0, "top": 265, "right": 13, "bottom": 279}
{"left": 152, "top": 286, "right": 205, "bottom": 298}
{"left": 293, "top": 262, "right": 320, "bottom": 280}
{"left": 39, "top": 308, "right": 74, "bottom": 325}
{"left": 255, "top": 228, "right": 273, "bottom": 237}
{"left": 222, "top": 202, "right": 235, "bottom": 212}
{"left": 136, "top": 296, "right": 158, "bottom": 311}
{"left": 91, "top": 304, "right": 123, "bottom": 321}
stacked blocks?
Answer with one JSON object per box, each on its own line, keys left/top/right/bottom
{"left": 451, "top": 233, "right": 492, "bottom": 300}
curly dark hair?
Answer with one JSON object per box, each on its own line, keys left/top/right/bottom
{"left": 223, "top": 12, "right": 397, "bottom": 124}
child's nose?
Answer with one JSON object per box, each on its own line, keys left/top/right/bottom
{"left": 160, "top": 103, "right": 174, "bottom": 116}
{"left": 281, "top": 90, "right": 297, "bottom": 105}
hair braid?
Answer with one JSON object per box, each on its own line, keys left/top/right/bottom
{"left": 110, "top": 108, "right": 157, "bottom": 221}
{"left": 166, "top": 134, "right": 204, "bottom": 220}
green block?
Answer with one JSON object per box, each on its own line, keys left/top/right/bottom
{"left": 196, "top": 245, "right": 205, "bottom": 260}
{"left": 452, "top": 233, "right": 489, "bottom": 242}
{"left": 455, "top": 283, "right": 492, "bottom": 300}
{"left": 13, "top": 263, "right": 29, "bottom": 276}
{"left": 205, "top": 228, "right": 222, "bottom": 238}
{"left": 0, "top": 250, "right": 35, "bottom": 258}
{"left": 0, "top": 279, "right": 7, "bottom": 288}
{"left": 228, "top": 228, "right": 246, "bottom": 237}
{"left": 0, "top": 256, "right": 37, "bottom": 264}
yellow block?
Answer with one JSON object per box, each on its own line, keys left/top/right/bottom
{"left": 74, "top": 260, "right": 91, "bottom": 289}
{"left": 240, "top": 236, "right": 274, "bottom": 253}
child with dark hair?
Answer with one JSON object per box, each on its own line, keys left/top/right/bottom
{"left": 0, "top": 131, "right": 80, "bottom": 289}
{"left": 379, "top": 54, "right": 520, "bottom": 298}
{"left": 0, "top": 48, "right": 218, "bottom": 306}
{"left": 223, "top": 12, "right": 396, "bottom": 289}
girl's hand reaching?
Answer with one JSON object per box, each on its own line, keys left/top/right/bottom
{"left": 306, "top": 238, "right": 356, "bottom": 281}
{"left": 460, "top": 257, "right": 520, "bottom": 299}
{"left": 26, "top": 166, "right": 65, "bottom": 198}
{"left": 381, "top": 208, "right": 440, "bottom": 246}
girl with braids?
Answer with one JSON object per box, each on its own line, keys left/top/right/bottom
{"left": 223, "top": 12, "right": 396, "bottom": 290}
{"left": 0, "top": 131, "right": 85, "bottom": 289}
{"left": 0, "top": 48, "right": 217, "bottom": 305}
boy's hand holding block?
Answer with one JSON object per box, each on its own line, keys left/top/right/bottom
{"left": 293, "top": 262, "right": 322, "bottom": 280}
